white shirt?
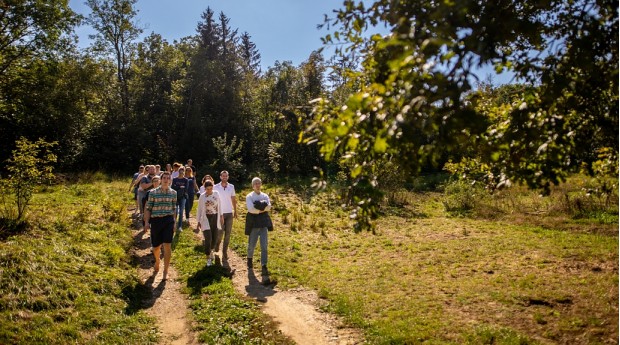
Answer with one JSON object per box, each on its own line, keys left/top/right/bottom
{"left": 214, "top": 182, "right": 236, "bottom": 214}
{"left": 196, "top": 191, "right": 222, "bottom": 230}
{"left": 246, "top": 191, "right": 271, "bottom": 214}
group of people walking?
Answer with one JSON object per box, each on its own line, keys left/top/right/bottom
{"left": 129, "top": 161, "right": 272, "bottom": 282}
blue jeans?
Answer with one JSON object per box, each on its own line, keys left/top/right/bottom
{"left": 176, "top": 198, "right": 186, "bottom": 230}
{"left": 185, "top": 194, "right": 195, "bottom": 218}
{"left": 247, "top": 227, "right": 268, "bottom": 267}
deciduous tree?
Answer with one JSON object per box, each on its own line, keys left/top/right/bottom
{"left": 306, "top": 0, "right": 618, "bottom": 230}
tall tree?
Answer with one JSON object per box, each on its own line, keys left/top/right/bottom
{"left": 307, "top": 0, "right": 618, "bottom": 230}
{"left": 85, "top": 0, "right": 142, "bottom": 113}
{"left": 240, "top": 32, "right": 261, "bottom": 77}
{"left": 0, "top": 0, "right": 78, "bottom": 80}
{"left": 131, "top": 33, "right": 187, "bottom": 164}
{"left": 0, "top": 0, "right": 79, "bottom": 167}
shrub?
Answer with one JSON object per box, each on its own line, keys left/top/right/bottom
{"left": 4, "top": 137, "right": 57, "bottom": 220}
{"left": 442, "top": 179, "right": 486, "bottom": 216}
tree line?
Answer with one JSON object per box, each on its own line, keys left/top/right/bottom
{"left": 0, "top": 0, "right": 325, "bottom": 180}
{"left": 1, "top": 0, "right": 617, "bottom": 230}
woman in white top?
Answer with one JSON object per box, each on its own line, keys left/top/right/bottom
{"left": 196, "top": 180, "right": 223, "bottom": 266}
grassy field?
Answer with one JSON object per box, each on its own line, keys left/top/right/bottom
{"left": 0, "top": 174, "right": 616, "bottom": 344}
{"left": 0, "top": 174, "right": 288, "bottom": 344}
{"left": 229, "top": 177, "right": 618, "bottom": 344}
{"left": 0, "top": 175, "right": 158, "bottom": 344}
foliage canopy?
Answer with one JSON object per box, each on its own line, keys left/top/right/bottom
{"left": 306, "top": 0, "right": 618, "bottom": 230}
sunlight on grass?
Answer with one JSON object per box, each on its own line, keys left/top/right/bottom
{"left": 0, "top": 179, "right": 157, "bottom": 344}
{"left": 230, "top": 178, "right": 618, "bottom": 344}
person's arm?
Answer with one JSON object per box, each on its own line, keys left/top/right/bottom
{"left": 263, "top": 195, "right": 272, "bottom": 212}
{"left": 144, "top": 209, "right": 151, "bottom": 229}
{"left": 144, "top": 196, "right": 153, "bottom": 230}
{"left": 217, "top": 193, "right": 224, "bottom": 228}
{"left": 140, "top": 177, "right": 152, "bottom": 190}
{"left": 196, "top": 194, "right": 204, "bottom": 230}
{"left": 232, "top": 195, "right": 238, "bottom": 218}
{"left": 246, "top": 195, "right": 260, "bottom": 214}
{"left": 129, "top": 175, "right": 136, "bottom": 191}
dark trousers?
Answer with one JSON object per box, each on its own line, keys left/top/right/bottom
{"left": 185, "top": 194, "right": 195, "bottom": 218}
{"left": 202, "top": 214, "right": 218, "bottom": 256}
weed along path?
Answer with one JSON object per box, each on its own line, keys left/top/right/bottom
{"left": 130, "top": 215, "right": 199, "bottom": 345}
{"left": 185, "top": 217, "right": 364, "bottom": 345}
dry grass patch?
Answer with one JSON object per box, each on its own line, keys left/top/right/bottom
{"left": 231, "top": 181, "right": 618, "bottom": 344}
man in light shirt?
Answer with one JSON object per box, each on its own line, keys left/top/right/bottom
{"left": 213, "top": 170, "right": 237, "bottom": 261}
{"left": 245, "top": 177, "right": 271, "bottom": 275}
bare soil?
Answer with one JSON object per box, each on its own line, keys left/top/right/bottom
{"left": 130, "top": 212, "right": 364, "bottom": 344}
{"left": 130, "top": 217, "right": 199, "bottom": 345}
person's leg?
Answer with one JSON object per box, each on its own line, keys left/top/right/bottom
{"left": 185, "top": 196, "right": 193, "bottom": 219}
{"left": 176, "top": 199, "right": 185, "bottom": 230}
{"left": 258, "top": 227, "right": 269, "bottom": 269}
{"left": 220, "top": 213, "right": 233, "bottom": 258}
{"left": 152, "top": 245, "right": 161, "bottom": 274}
{"left": 162, "top": 243, "right": 172, "bottom": 279}
{"left": 138, "top": 192, "right": 145, "bottom": 216}
{"left": 247, "top": 228, "right": 260, "bottom": 268}
{"left": 134, "top": 190, "right": 140, "bottom": 214}
{"left": 203, "top": 229, "right": 212, "bottom": 256}
{"left": 207, "top": 215, "right": 218, "bottom": 254}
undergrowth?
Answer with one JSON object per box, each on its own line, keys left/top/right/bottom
{"left": 0, "top": 180, "right": 157, "bottom": 344}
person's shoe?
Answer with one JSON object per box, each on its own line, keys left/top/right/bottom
{"left": 247, "top": 258, "right": 253, "bottom": 268}
{"left": 207, "top": 258, "right": 213, "bottom": 266}
{"left": 177, "top": 227, "right": 183, "bottom": 233}
{"left": 261, "top": 265, "right": 269, "bottom": 275}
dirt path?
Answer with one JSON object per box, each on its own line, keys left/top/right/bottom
{"left": 129, "top": 210, "right": 363, "bottom": 345}
{"left": 186, "top": 217, "right": 364, "bottom": 345}
{"left": 130, "top": 216, "right": 199, "bottom": 345}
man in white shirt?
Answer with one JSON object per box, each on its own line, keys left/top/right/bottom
{"left": 213, "top": 170, "right": 237, "bottom": 261}
{"left": 245, "top": 177, "right": 271, "bottom": 275}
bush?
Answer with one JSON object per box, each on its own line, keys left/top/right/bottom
{"left": 5, "top": 137, "right": 57, "bottom": 220}
{"left": 442, "top": 180, "right": 486, "bottom": 216}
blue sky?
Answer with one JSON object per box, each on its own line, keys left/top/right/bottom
{"left": 69, "top": 0, "right": 338, "bottom": 71}
{"left": 69, "top": 0, "right": 513, "bottom": 84}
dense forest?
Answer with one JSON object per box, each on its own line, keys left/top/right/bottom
{"left": 1, "top": 0, "right": 617, "bottom": 230}
{"left": 0, "top": 1, "right": 326, "bottom": 179}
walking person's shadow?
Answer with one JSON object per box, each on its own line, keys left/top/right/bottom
{"left": 245, "top": 269, "right": 275, "bottom": 303}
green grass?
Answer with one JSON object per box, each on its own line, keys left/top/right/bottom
{"left": 0, "top": 177, "right": 296, "bottom": 345}
{"left": 171, "top": 229, "right": 294, "bottom": 345}
{"left": 1, "top": 175, "right": 617, "bottom": 344}
{"left": 0, "top": 180, "right": 157, "bottom": 345}
{"left": 230, "top": 178, "right": 618, "bottom": 344}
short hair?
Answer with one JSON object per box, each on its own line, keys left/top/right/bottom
{"left": 161, "top": 171, "right": 171, "bottom": 178}
{"left": 251, "top": 177, "right": 262, "bottom": 186}
{"left": 220, "top": 170, "right": 229, "bottom": 175}
{"left": 204, "top": 180, "right": 213, "bottom": 187}
{"left": 152, "top": 175, "right": 161, "bottom": 181}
